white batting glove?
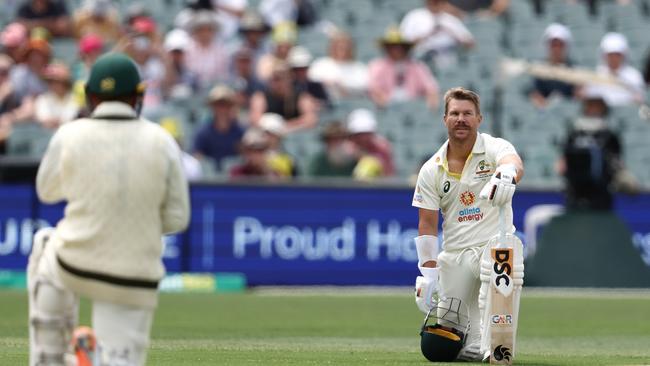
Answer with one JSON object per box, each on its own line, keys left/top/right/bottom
{"left": 479, "top": 163, "right": 517, "bottom": 207}
{"left": 415, "top": 266, "right": 439, "bottom": 314}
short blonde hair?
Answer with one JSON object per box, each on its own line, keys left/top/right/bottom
{"left": 443, "top": 87, "right": 481, "bottom": 116}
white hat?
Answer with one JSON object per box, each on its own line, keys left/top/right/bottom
{"left": 600, "top": 32, "right": 628, "bottom": 54}
{"left": 543, "top": 23, "right": 571, "bottom": 43}
{"left": 259, "top": 113, "right": 286, "bottom": 136}
{"left": 287, "top": 46, "right": 313, "bottom": 68}
{"left": 347, "top": 108, "right": 377, "bottom": 134}
{"left": 164, "top": 29, "right": 191, "bottom": 52}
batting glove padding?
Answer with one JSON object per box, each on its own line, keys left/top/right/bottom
{"left": 415, "top": 266, "right": 439, "bottom": 314}
{"left": 479, "top": 164, "right": 517, "bottom": 207}
{"left": 415, "top": 235, "right": 438, "bottom": 267}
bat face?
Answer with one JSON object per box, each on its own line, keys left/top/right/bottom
{"left": 490, "top": 245, "right": 515, "bottom": 365}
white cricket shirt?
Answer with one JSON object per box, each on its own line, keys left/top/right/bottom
{"left": 412, "top": 133, "right": 519, "bottom": 251}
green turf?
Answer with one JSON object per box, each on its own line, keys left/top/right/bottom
{"left": 2, "top": 289, "right": 650, "bottom": 365}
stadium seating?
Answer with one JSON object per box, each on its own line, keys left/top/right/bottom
{"left": 1, "top": 0, "right": 649, "bottom": 188}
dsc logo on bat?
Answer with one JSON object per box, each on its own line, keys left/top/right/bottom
{"left": 491, "top": 248, "right": 513, "bottom": 297}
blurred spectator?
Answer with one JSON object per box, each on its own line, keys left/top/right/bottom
{"left": 287, "top": 46, "right": 330, "bottom": 107}
{"left": 400, "top": 0, "right": 475, "bottom": 71}
{"left": 69, "top": 33, "right": 104, "bottom": 110}
{"left": 583, "top": 33, "right": 645, "bottom": 107}
{"left": 559, "top": 95, "right": 627, "bottom": 210}
{"left": 259, "top": 0, "right": 318, "bottom": 27}
{"left": 174, "top": 0, "right": 216, "bottom": 31}
{"left": 16, "top": 0, "right": 71, "bottom": 37}
{"left": 249, "top": 63, "right": 319, "bottom": 132}
{"left": 368, "top": 27, "right": 440, "bottom": 110}
{"left": 230, "top": 47, "right": 265, "bottom": 108}
{"left": 644, "top": 50, "right": 650, "bottom": 86}
{"left": 308, "top": 121, "right": 358, "bottom": 177}
{"left": 1, "top": 23, "right": 28, "bottom": 63}
{"left": 10, "top": 38, "right": 51, "bottom": 99}
{"left": 121, "top": 17, "right": 165, "bottom": 116}
{"left": 0, "top": 55, "right": 20, "bottom": 117}
{"left": 259, "top": 112, "right": 298, "bottom": 177}
{"left": 185, "top": 10, "right": 231, "bottom": 90}
{"left": 72, "top": 0, "right": 121, "bottom": 43}
{"left": 123, "top": 2, "right": 151, "bottom": 27}
{"left": 446, "top": 0, "right": 510, "bottom": 18}
{"left": 35, "top": 62, "right": 78, "bottom": 129}
{"left": 347, "top": 108, "right": 395, "bottom": 178}
{"left": 160, "top": 117, "right": 203, "bottom": 181}
{"left": 0, "top": 54, "right": 19, "bottom": 150}
{"left": 161, "top": 29, "right": 199, "bottom": 100}
{"left": 214, "top": 0, "right": 249, "bottom": 41}
{"left": 308, "top": 32, "right": 369, "bottom": 100}
{"left": 529, "top": 23, "right": 576, "bottom": 109}
{"left": 256, "top": 21, "right": 296, "bottom": 82}
{"left": 232, "top": 10, "right": 271, "bottom": 65}
{"left": 192, "top": 84, "right": 246, "bottom": 171}
{"left": 230, "top": 128, "right": 279, "bottom": 179}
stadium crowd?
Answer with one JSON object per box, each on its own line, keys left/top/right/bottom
{"left": 0, "top": 0, "right": 649, "bottom": 189}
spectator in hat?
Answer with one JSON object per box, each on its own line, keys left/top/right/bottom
{"left": 10, "top": 38, "right": 51, "bottom": 99}
{"left": 232, "top": 10, "right": 271, "bottom": 65}
{"left": 249, "top": 62, "right": 319, "bottom": 133}
{"left": 347, "top": 108, "right": 395, "bottom": 178}
{"left": 214, "top": 0, "right": 249, "bottom": 41}
{"left": 529, "top": 23, "right": 577, "bottom": 109}
{"left": 308, "top": 121, "right": 358, "bottom": 177}
{"left": 399, "top": 0, "right": 474, "bottom": 71}
{"left": 258, "top": 112, "right": 298, "bottom": 177}
{"left": 258, "top": 0, "right": 318, "bottom": 27}
{"left": 72, "top": 0, "right": 121, "bottom": 43}
{"left": 174, "top": 0, "right": 216, "bottom": 31}
{"left": 71, "top": 33, "right": 104, "bottom": 82}
{"left": 368, "top": 26, "right": 440, "bottom": 110}
{"left": 582, "top": 32, "right": 645, "bottom": 107}
{"left": 229, "top": 128, "right": 279, "bottom": 179}
{"left": 161, "top": 29, "right": 199, "bottom": 100}
{"left": 256, "top": 21, "right": 296, "bottom": 83}
{"left": 229, "top": 47, "right": 265, "bottom": 110}
{"left": 185, "top": 10, "right": 231, "bottom": 90}
{"left": 34, "top": 62, "right": 78, "bottom": 129}
{"left": 308, "top": 31, "right": 369, "bottom": 100}
{"left": 16, "top": 0, "right": 72, "bottom": 37}
{"left": 288, "top": 46, "right": 330, "bottom": 107}
{"left": 1, "top": 23, "right": 29, "bottom": 63}
{"left": 192, "top": 84, "right": 246, "bottom": 171}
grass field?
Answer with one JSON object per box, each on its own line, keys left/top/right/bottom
{"left": 2, "top": 288, "right": 650, "bottom": 365}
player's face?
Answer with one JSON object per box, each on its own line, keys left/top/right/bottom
{"left": 444, "top": 99, "right": 481, "bottom": 142}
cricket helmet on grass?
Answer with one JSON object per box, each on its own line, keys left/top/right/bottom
{"left": 420, "top": 297, "right": 469, "bottom": 362}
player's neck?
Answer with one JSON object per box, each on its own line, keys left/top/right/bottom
{"left": 447, "top": 135, "right": 476, "bottom": 161}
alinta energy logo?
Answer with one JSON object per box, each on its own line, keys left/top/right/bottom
{"left": 493, "top": 345, "right": 512, "bottom": 362}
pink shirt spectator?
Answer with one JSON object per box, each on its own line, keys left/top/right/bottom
{"left": 185, "top": 39, "right": 231, "bottom": 89}
{"left": 368, "top": 58, "right": 439, "bottom": 107}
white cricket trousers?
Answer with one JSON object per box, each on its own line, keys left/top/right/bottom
{"left": 28, "top": 228, "right": 154, "bottom": 366}
{"left": 436, "top": 245, "right": 485, "bottom": 346}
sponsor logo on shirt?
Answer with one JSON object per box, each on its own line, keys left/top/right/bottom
{"left": 459, "top": 190, "right": 475, "bottom": 206}
{"left": 458, "top": 207, "right": 484, "bottom": 223}
{"left": 414, "top": 185, "right": 423, "bottom": 203}
{"left": 475, "top": 159, "right": 493, "bottom": 180}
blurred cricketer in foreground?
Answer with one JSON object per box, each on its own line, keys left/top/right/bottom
{"left": 412, "top": 87, "right": 525, "bottom": 363}
{"left": 28, "top": 53, "right": 190, "bottom": 366}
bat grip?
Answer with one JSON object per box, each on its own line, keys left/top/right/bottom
{"left": 498, "top": 206, "right": 506, "bottom": 245}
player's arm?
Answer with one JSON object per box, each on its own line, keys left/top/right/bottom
{"left": 36, "top": 131, "right": 65, "bottom": 203}
{"left": 480, "top": 140, "right": 524, "bottom": 206}
{"left": 161, "top": 135, "right": 191, "bottom": 234}
{"left": 417, "top": 208, "right": 439, "bottom": 268}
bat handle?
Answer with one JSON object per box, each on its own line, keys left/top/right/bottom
{"left": 498, "top": 206, "right": 506, "bottom": 244}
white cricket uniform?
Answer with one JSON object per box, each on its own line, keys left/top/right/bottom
{"left": 412, "top": 132, "right": 519, "bottom": 345}
{"left": 29, "top": 101, "right": 190, "bottom": 366}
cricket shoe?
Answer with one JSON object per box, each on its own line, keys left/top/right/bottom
{"left": 456, "top": 342, "right": 484, "bottom": 362}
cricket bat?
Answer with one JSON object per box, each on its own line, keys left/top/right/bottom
{"left": 488, "top": 206, "right": 515, "bottom": 365}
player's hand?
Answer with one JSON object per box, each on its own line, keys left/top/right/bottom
{"left": 415, "top": 266, "right": 439, "bottom": 314}
{"left": 479, "top": 164, "right": 517, "bottom": 207}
